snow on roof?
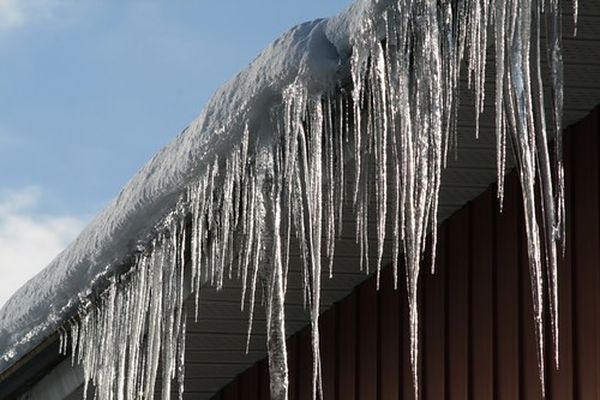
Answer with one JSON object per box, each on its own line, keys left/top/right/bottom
{"left": 0, "top": 0, "right": 572, "bottom": 398}
{"left": 0, "top": 7, "right": 346, "bottom": 367}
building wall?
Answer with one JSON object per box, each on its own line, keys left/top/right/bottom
{"left": 214, "top": 106, "right": 600, "bottom": 400}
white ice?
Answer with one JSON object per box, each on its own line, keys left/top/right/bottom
{"left": 0, "top": 0, "right": 574, "bottom": 399}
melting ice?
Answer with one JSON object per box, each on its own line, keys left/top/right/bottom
{"left": 1, "top": 0, "right": 577, "bottom": 399}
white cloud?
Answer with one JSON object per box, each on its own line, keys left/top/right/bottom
{"left": 0, "top": 187, "right": 86, "bottom": 307}
{"left": 0, "top": 0, "right": 68, "bottom": 30}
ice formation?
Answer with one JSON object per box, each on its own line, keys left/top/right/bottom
{"left": 0, "top": 0, "right": 576, "bottom": 398}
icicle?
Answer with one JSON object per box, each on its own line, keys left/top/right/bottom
{"left": 373, "top": 40, "right": 389, "bottom": 290}
{"left": 177, "top": 316, "right": 187, "bottom": 400}
{"left": 54, "top": 1, "right": 572, "bottom": 399}
{"left": 70, "top": 318, "right": 79, "bottom": 366}
{"left": 572, "top": 0, "right": 579, "bottom": 35}
{"left": 64, "top": 219, "right": 189, "bottom": 400}
{"left": 494, "top": 0, "right": 508, "bottom": 209}
{"left": 245, "top": 173, "right": 263, "bottom": 354}
{"left": 58, "top": 325, "right": 66, "bottom": 356}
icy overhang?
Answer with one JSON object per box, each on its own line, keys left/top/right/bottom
{"left": 0, "top": 15, "right": 343, "bottom": 374}
{"left": 1, "top": 0, "right": 600, "bottom": 399}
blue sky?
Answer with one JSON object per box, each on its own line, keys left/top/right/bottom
{"left": 0, "top": 0, "right": 350, "bottom": 306}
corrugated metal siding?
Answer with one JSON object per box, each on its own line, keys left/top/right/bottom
{"left": 213, "top": 107, "right": 600, "bottom": 400}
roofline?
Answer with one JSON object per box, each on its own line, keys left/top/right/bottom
{"left": 0, "top": 334, "right": 65, "bottom": 398}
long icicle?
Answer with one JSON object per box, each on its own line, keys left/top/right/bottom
{"left": 56, "top": 0, "right": 575, "bottom": 398}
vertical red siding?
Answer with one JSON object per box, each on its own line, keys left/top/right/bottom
{"left": 548, "top": 127, "right": 574, "bottom": 400}
{"left": 357, "top": 279, "right": 378, "bottom": 399}
{"left": 470, "top": 189, "right": 494, "bottom": 399}
{"left": 259, "top": 359, "right": 270, "bottom": 400}
{"left": 239, "top": 365, "right": 259, "bottom": 400}
{"left": 379, "top": 266, "right": 400, "bottom": 400}
{"left": 215, "top": 107, "right": 600, "bottom": 400}
{"left": 572, "top": 107, "right": 600, "bottom": 399}
{"left": 287, "top": 335, "right": 298, "bottom": 400}
{"left": 319, "top": 307, "right": 336, "bottom": 400}
{"left": 495, "top": 176, "right": 520, "bottom": 400}
{"left": 337, "top": 291, "right": 357, "bottom": 400}
{"left": 423, "top": 225, "right": 447, "bottom": 400}
{"left": 297, "top": 328, "right": 312, "bottom": 400}
{"left": 222, "top": 379, "right": 239, "bottom": 400}
{"left": 447, "top": 207, "right": 469, "bottom": 400}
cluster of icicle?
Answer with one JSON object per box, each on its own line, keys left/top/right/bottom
{"left": 57, "top": 0, "right": 577, "bottom": 398}
{"left": 58, "top": 215, "right": 188, "bottom": 400}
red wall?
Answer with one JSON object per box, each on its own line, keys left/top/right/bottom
{"left": 216, "top": 107, "right": 600, "bottom": 400}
